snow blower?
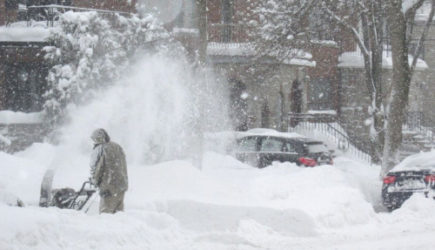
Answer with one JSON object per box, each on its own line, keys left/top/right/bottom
{"left": 39, "top": 169, "right": 97, "bottom": 211}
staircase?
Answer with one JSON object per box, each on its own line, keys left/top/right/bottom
{"left": 288, "top": 113, "right": 372, "bottom": 164}
{"left": 400, "top": 112, "right": 435, "bottom": 159}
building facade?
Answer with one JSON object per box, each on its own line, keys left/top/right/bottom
{"left": 0, "top": 0, "right": 136, "bottom": 151}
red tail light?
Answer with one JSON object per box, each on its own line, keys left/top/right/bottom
{"left": 424, "top": 175, "right": 435, "bottom": 182}
{"left": 299, "top": 157, "right": 317, "bottom": 167}
{"left": 383, "top": 176, "right": 396, "bottom": 184}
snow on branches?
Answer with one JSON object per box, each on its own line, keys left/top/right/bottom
{"left": 42, "top": 11, "right": 170, "bottom": 126}
{"left": 251, "top": 0, "right": 319, "bottom": 61}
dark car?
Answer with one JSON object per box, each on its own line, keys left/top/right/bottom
{"left": 234, "top": 129, "right": 333, "bottom": 168}
{"left": 382, "top": 152, "right": 435, "bottom": 211}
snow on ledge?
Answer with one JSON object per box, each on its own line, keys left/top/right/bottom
{"left": 207, "top": 42, "right": 315, "bottom": 67}
{"left": 338, "top": 50, "right": 428, "bottom": 71}
{"left": 238, "top": 128, "right": 305, "bottom": 139}
{"left": 207, "top": 42, "right": 256, "bottom": 57}
{"left": 0, "top": 111, "right": 44, "bottom": 124}
{"left": 307, "top": 110, "right": 337, "bottom": 115}
{"left": 0, "top": 26, "right": 51, "bottom": 42}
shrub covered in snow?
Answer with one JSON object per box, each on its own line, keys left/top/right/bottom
{"left": 42, "top": 11, "right": 173, "bottom": 127}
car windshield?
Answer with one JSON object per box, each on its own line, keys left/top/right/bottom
{"left": 307, "top": 142, "right": 328, "bottom": 153}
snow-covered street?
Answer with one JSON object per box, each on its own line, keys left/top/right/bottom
{"left": 1, "top": 148, "right": 435, "bottom": 250}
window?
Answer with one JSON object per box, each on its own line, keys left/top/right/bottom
{"left": 309, "top": 77, "right": 333, "bottom": 110}
{"left": 283, "top": 141, "right": 296, "bottom": 152}
{"left": 260, "top": 137, "right": 283, "bottom": 152}
{"left": 238, "top": 137, "right": 257, "bottom": 152}
{"left": 4, "top": 62, "right": 47, "bottom": 112}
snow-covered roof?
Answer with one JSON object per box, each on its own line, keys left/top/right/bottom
{"left": 207, "top": 42, "right": 256, "bottom": 57}
{"left": 0, "top": 111, "right": 43, "bottom": 124}
{"left": 310, "top": 40, "right": 338, "bottom": 47}
{"left": 207, "top": 42, "right": 316, "bottom": 67}
{"left": 237, "top": 128, "right": 306, "bottom": 140}
{"left": 0, "top": 25, "right": 52, "bottom": 42}
{"left": 338, "top": 50, "right": 428, "bottom": 71}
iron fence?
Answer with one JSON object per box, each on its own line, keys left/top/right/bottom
{"left": 288, "top": 113, "right": 372, "bottom": 164}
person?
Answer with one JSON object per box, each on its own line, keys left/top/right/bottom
{"left": 90, "top": 128, "right": 128, "bottom": 214}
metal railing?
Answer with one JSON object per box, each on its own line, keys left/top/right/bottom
{"left": 403, "top": 111, "right": 435, "bottom": 147}
{"left": 288, "top": 113, "right": 372, "bottom": 164}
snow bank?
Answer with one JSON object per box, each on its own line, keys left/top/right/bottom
{"left": 2, "top": 148, "right": 435, "bottom": 249}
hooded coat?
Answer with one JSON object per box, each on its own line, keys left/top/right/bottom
{"left": 90, "top": 129, "right": 128, "bottom": 196}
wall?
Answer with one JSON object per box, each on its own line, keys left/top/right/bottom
{"left": 0, "top": 0, "right": 19, "bottom": 26}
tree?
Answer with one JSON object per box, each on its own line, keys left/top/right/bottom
{"left": 322, "top": 0, "right": 386, "bottom": 163}
{"left": 43, "top": 11, "right": 169, "bottom": 128}
{"left": 252, "top": 0, "right": 318, "bottom": 61}
{"left": 381, "top": 0, "right": 435, "bottom": 176}
{"left": 254, "top": 0, "right": 435, "bottom": 169}
{"left": 254, "top": 0, "right": 387, "bottom": 162}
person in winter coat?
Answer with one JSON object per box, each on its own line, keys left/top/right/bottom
{"left": 90, "top": 128, "right": 128, "bottom": 214}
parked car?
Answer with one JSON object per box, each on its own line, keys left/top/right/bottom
{"left": 234, "top": 129, "right": 333, "bottom": 168}
{"left": 382, "top": 152, "right": 435, "bottom": 211}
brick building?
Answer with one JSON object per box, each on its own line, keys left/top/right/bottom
{"left": 0, "top": 0, "right": 136, "bottom": 151}
{"left": 202, "top": 0, "right": 322, "bottom": 130}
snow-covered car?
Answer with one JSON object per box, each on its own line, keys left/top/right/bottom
{"left": 234, "top": 129, "right": 333, "bottom": 168}
{"left": 382, "top": 152, "right": 435, "bottom": 211}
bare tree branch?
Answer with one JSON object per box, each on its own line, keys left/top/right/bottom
{"left": 410, "top": 0, "right": 435, "bottom": 75}
{"left": 405, "top": 0, "right": 426, "bottom": 21}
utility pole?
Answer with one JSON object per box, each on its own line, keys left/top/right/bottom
{"left": 197, "top": 0, "right": 208, "bottom": 66}
{"left": 195, "top": 0, "right": 207, "bottom": 170}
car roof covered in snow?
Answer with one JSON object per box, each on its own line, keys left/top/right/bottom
{"left": 391, "top": 151, "right": 435, "bottom": 172}
{"left": 236, "top": 128, "right": 320, "bottom": 142}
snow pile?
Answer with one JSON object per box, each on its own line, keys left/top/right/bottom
{"left": 2, "top": 147, "right": 435, "bottom": 249}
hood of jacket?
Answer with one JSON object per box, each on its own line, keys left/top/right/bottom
{"left": 91, "top": 128, "right": 111, "bottom": 145}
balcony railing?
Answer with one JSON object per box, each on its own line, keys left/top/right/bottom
{"left": 288, "top": 112, "right": 373, "bottom": 164}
